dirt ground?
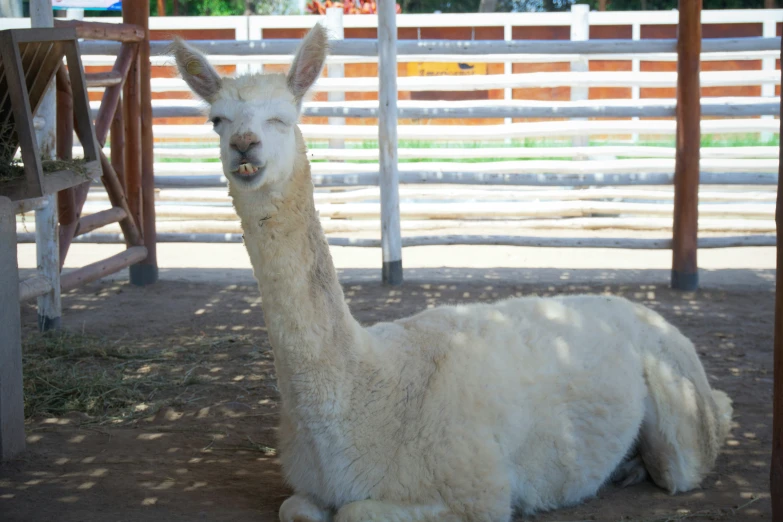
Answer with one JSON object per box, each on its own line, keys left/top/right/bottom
{"left": 0, "top": 257, "right": 776, "bottom": 521}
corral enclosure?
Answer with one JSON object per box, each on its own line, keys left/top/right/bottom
{"left": 1, "top": 5, "right": 783, "bottom": 522}
{"left": 5, "top": 9, "right": 782, "bottom": 263}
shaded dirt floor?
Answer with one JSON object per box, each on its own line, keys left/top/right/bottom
{"left": 0, "top": 266, "right": 776, "bottom": 521}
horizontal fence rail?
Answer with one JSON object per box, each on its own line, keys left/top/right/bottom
{"left": 80, "top": 36, "right": 782, "bottom": 57}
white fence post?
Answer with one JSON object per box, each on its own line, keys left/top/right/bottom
{"left": 32, "top": 0, "right": 61, "bottom": 331}
{"left": 247, "top": 17, "right": 264, "bottom": 74}
{"left": 632, "top": 22, "right": 640, "bottom": 144}
{"left": 236, "top": 16, "right": 250, "bottom": 75}
{"left": 0, "top": 196, "right": 25, "bottom": 461}
{"left": 378, "top": 0, "right": 402, "bottom": 285}
{"left": 326, "top": 8, "right": 345, "bottom": 152}
{"left": 761, "top": 18, "right": 775, "bottom": 143}
{"left": 504, "top": 22, "right": 512, "bottom": 144}
{"left": 571, "top": 4, "right": 590, "bottom": 151}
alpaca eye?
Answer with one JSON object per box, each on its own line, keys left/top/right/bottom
{"left": 267, "top": 117, "right": 286, "bottom": 126}
{"left": 211, "top": 117, "right": 222, "bottom": 127}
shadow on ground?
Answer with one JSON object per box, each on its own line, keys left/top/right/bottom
{"left": 1, "top": 267, "right": 775, "bottom": 521}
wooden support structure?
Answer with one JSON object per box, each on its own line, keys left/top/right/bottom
{"left": 0, "top": 196, "right": 25, "bottom": 461}
{"left": 123, "top": 2, "right": 158, "bottom": 285}
{"left": 377, "top": 0, "right": 402, "bottom": 285}
{"left": 53, "top": 19, "right": 144, "bottom": 43}
{"left": 31, "top": 0, "right": 61, "bottom": 331}
{"left": 671, "top": 0, "right": 702, "bottom": 291}
{"left": 771, "top": 30, "right": 783, "bottom": 522}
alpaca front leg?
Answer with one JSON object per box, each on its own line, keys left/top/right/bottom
{"left": 335, "top": 500, "right": 459, "bottom": 522}
{"left": 279, "top": 494, "right": 333, "bottom": 522}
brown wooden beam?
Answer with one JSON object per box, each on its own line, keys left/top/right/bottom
{"left": 772, "top": 30, "right": 783, "bottom": 522}
{"left": 60, "top": 246, "right": 147, "bottom": 292}
{"left": 94, "top": 42, "right": 138, "bottom": 147}
{"left": 671, "top": 0, "right": 701, "bottom": 291}
{"left": 123, "top": 2, "right": 158, "bottom": 286}
{"left": 55, "top": 65, "right": 77, "bottom": 241}
{"left": 53, "top": 19, "right": 144, "bottom": 42}
{"left": 111, "top": 95, "right": 126, "bottom": 192}
{"left": 75, "top": 207, "right": 127, "bottom": 237}
{"left": 85, "top": 71, "right": 123, "bottom": 88}
{"left": 99, "top": 151, "right": 143, "bottom": 247}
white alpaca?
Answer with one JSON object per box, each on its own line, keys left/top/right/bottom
{"left": 171, "top": 25, "right": 733, "bottom": 522}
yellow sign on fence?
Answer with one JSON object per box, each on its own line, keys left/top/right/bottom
{"left": 406, "top": 62, "right": 487, "bottom": 77}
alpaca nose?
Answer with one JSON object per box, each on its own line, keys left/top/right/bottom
{"left": 230, "top": 132, "right": 260, "bottom": 153}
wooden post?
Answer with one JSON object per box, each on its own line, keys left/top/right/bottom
{"left": 570, "top": 4, "right": 589, "bottom": 153}
{"left": 761, "top": 19, "right": 775, "bottom": 144}
{"left": 671, "top": 0, "right": 701, "bottom": 291}
{"left": 31, "top": 0, "right": 61, "bottom": 331}
{"left": 0, "top": 196, "right": 25, "bottom": 461}
{"left": 771, "top": 30, "right": 783, "bottom": 522}
{"left": 378, "top": 0, "right": 402, "bottom": 286}
{"left": 325, "top": 8, "right": 345, "bottom": 152}
{"left": 123, "top": 2, "right": 158, "bottom": 286}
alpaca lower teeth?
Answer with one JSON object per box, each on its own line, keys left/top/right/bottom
{"left": 238, "top": 163, "right": 257, "bottom": 175}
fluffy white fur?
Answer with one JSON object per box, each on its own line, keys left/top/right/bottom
{"left": 171, "top": 25, "right": 734, "bottom": 522}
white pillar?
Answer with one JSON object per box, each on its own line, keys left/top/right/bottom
{"left": 570, "top": 4, "right": 589, "bottom": 151}
{"left": 325, "top": 8, "right": 345, "bottom": 151}
{"left": 761, "top": 19, "right": 775, "bottom": 144}
{"left": 378, "top": 0, "right": 402, "bottom": 285}
{"left": 31, "top": 0, "right": 61, "bottom": 331}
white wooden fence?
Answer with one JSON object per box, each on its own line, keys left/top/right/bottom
{"left": 5, "top": 9, "right": 782, "bottom": 277}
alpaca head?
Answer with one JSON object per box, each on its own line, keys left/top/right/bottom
{"left": 171, "top": 24, "right": 328, "bottom": 192}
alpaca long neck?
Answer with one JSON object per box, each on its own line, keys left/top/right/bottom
{"left": 230, "top": 149, "right": 362, "bottom": 413}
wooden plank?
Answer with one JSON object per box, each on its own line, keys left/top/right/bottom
{"left": 124, "top": 2, "right": 158, "bottom": 286}
{"left": 378, "top": 0, "right": 402, "bottom": 286}
{"left": 110, "top": 91, "right": 125, "bottom": 191}
{"left": 0, "top": 31, "right": 44, "bottom": 199}
{"left": 0, "top": 196, "right": 25, "bottom": 461}
{"left": 60, "top": 245, "right": 147, "bottom": 291}
{"left": 31, "top": 0, "right": 61, "bottom": 332}
{"left": 671, "top": 0, "right": 702, "bottom": 291}
{"left": 94, "top": 42, "right": 138, "bottom": 146}
{"left": 76, "top": 206, "right": 127, "bottom": 236}
{"left": 63, "top": 38, "right": 99, "bottom": 163}
{"left": 56, "top": 65, "right": 75, "bottom": 225}
{"left": 85, "top": 71, "right": 123, "bottom": 88}
{"left": 147, "top": 158, "right": 778, "bottom": 177}
{"left": 146, "top": 145, "right": 779, "bottom": 161}
{"left": 772, "top": 29, "right": 783, "bottom": 522}
{"left": 145, "top": 97, "right": 781, "bottom": 120}
{"left": 42, "top": 232, "right": 775, "bottom": 250}
{"left": 145, "top": 69, "right": 781, "bottom": 93}
{"left": 99, "top": 151, "right": 142, "bottom": 247}
{"left": 18, "top": 275, "right": 53, "bottom": 302}
{"left": 14, "top": 197, "right": 47, "bottom": 215}
{"left": 154, "top": 171, "right": 778, "bottom": 189}
{"left": 80, "top": 36, "right": 781, "bottom": 57}
{"left": 150, "top": 118, "right": 780, "bottom": 141}
{"left": 53, "top": 19, "right": 144, "bottom": 43}
{"left": 59, "top": 216, "right": 775, "bottom": 236}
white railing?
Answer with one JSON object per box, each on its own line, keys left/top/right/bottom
{"left": 6, "top": 9, "right": 782, "bottom": 259}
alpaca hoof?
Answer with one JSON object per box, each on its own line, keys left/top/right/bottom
{"left": 611, "top": 455, "right": 649, "bottom": 489}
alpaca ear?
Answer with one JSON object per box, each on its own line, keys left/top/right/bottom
{"left": 287, "top": 23, "right": 328, "bottom": 104}
{"left": 171, "top": 37, "right": 222, "bottom": 102}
